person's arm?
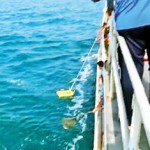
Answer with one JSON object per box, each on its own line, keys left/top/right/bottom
{"left": 102, "top": 0, "right": 114, "bottom": 27}
{"left": 106, "top": 0, "right": 114, "bottom": 16}
{"left": 98, "top": 69, "right": 103, "bottom": 85}
{"left": 98, "top": 74, "right": 103, "bottom": 85}
{"left": 92, "top": 98, "right": 103, "bottom": 113}
{"left": 91, "top": 0, "right": 114, "bottom": 11}
{"left": 107, "top": 0, "right": 114, "bottom": 11}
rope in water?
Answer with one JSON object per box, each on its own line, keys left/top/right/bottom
{"left": 69, "top": 24, "right": 106, "bottom": 91}
{"left": 69, "top": 38, "right": 97, "bottom": 90}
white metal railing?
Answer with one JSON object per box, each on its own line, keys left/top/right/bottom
{"left": 93, "top": 9, "right": 109, "bottom": 150}
{"left": 93, "top": 8, "right": 150, "bottom": 150}
{"left": 110, "top": 13, "right": 150, "bottom": 149}
{"left": 118, "top": 35, "right": 150, "bottom": 148}
{"left": 109, "top": 16, "right": 129, "bottom": 150}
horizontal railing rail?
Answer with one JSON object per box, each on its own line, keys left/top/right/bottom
{"left": 109, "top": 14, "right": 129, "bottom": 150}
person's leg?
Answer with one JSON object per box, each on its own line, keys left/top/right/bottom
{"left": 118, "top": 46, "right": 133, "bottom": 125}
{"left": 118, "top": 28, "right": 145, "bottom": 125}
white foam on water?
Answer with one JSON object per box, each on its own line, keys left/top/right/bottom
{"left": 68, "top": 98, "right": 84, "bottom": 111}
{"left": 69, "top": 63, "right": 92, "bottom": 84}
{"left": 66, "top": 135, "right": 83, "bottom": 150}
{"left": 67, "top": 63, "right": 92, "bottom": 111}
{"left": 75, "top": 84, "right": 84, "bottom": 96}
{"left": 79, "top": 64, "right": 92, "bottom": 82}
{"left": 24, "top": 137, "right": 29, "bottom": 141}
{"left": 81, "top": 53, "right": 97, "bottom": 62}
{"left": 66, "top": 53, "right": 97, "bottom": 148}
{"left": 40, "top": 139, "right": 45, "bottom": 145}
{"left": 78, "top": 115, "right": 87, "bottom": 133}
{"left": 68, "top": 52, "right": 96, "bottom": 112}
{"left": 0, "top": 145, "right": 7, "bottom": 150}
{"left": 7, "top": 79, "right": 24, "bottom": 86}
{"left": 69, "top": 53, "right": 97, "bottom": 84}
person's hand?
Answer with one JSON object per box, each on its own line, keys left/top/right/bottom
{"left": 92, "top": 107, "right": 99, "bottom": 113}
{"left": 106, "top": 9, "right": 112, "bottom": 16}
{"left": 92, "top": 100, "right": 102, "bottom": 113}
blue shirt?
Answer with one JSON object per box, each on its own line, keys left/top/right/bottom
{"left": 115, "top": 0, "right": 150, "bottom": 30}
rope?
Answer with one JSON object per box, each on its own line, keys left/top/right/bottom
{"left": 69, "top": 24, "right": 108, "bottom": 91}
{"left": 69, "top": 38, "right": 97, "bottom": 90}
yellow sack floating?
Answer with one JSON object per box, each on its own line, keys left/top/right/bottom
{"left": 56, "top": 89, "right": 75, "bottom": 98}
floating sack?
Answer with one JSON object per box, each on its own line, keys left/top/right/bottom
{"left": 56, "top": 89, "right": 74, "bottom": 98}
{"left": 62, "top": 117, "right": 77, "bottom": 129}
{"left": 62, "top": 111, "right": 93, "bottom": 130}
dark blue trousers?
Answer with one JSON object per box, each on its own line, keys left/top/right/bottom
{"left": 118, "top": 26, "right": 150, "bottom": 125}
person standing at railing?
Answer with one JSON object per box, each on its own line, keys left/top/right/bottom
{"left": 91, "top": 0, "right": 150, "bottom": 126}
{"left": 114, "top": 0, "right": 150, "bottom": 126}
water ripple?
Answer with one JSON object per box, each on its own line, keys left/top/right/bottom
{"left": 0, "top": 0, "right": 102, "bottom": 149}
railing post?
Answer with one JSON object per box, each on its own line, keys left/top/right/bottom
{"left": 110, "top": 69, "right": 116, "bottom": 100}
{"left": 128, "top": 98, "right": 142, "bottom": 149}
{"left": 110, "top": 37, "right": 129, "bottom": 150}
{"left": 109, "top": 16, "right": 129, "bottom": 149}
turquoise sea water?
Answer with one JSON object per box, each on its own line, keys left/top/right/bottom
{"left": 0, "top": 0, "right": 104, "bottom": 149}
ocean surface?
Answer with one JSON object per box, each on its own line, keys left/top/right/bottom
{"left": 0, "top": 0, "right": 104, "bottom": 149}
